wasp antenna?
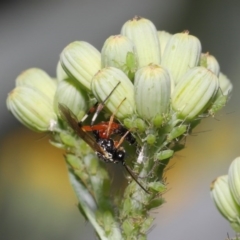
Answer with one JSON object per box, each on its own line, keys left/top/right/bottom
{"left": 80, "top": 101, "right": 99, "bottom": 124}
{"left": 123, "top": 162, "right": 150, "bottom": 194}
{"left": 102, "top": 81, "right": 121, "bottom": 105}
{"left": 91, "top": 81, "right": 121, "bottom": 126}
{"left": 107, "top": 96, "right": 126, "bottom": 138}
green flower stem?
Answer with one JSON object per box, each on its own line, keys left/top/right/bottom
{"left": 119, "top": 133, "right": 170, "bottom": 239}
{"left": 51, "top": 128, "right": 123, "bottom": 240}
{"left": 53, "top": 115, "right": 184, "bottom": 240}
{"left": 119, "top": 146, "right": 166, "bottom": 239}
{"left": 119, "top": 113, "right": 200, "bottom": 239}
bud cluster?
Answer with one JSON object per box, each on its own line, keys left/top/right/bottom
{"left": 6, "top": 16, "right": 233, "bottom": 239}
{"left": 7, "top": 16, "right": 232, "bottom": 135}
{"left": 211, "top": 157, "right": 240, "bottom": 232}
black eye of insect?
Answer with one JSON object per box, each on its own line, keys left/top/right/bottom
{"left": 59, "top": 82, "right": 150, "bottom": 194}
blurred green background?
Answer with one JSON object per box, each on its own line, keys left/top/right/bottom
{"left": 1, "top": 1, "right": 240, "bottom": 239}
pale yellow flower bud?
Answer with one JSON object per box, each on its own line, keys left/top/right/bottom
{"left": 54, "top": 78, "right": 88, "bottom": 120}
{"left": 218, "top": 72, "right": 233, "bottom": 96}
{"left": 208, "top": 72, "right": 233, "bottom": 116}
{"left": 200, "top": 53, "right": 220, "bottom": 77}
{"left": 211, "top": 175, "right": 240, "bottom": 230}
{"left": 121, "top": 16, "right": 161, "bottom": 68}
{"left": 91, "top": 67, "right": 135, "bottom": 119}
{"left": 134, "top": 64, "right": 171, "bottom": 120}
{"left": 172, "top": 67, "right": 219, "bottom": 120}
{"left": 60, "top": 41, "right": 101, "bottom": 91}
{"left": 7, "top": 86, "right": 57, "bottom": 132}
{"left": 56, "top": 61, "right": 68, "bottom": 81}
{"left": 101, "top": 35, "right": 138, "bottom": 80}
{"left": 228, "top": 157, "right": 240, "bottom": 206}
{"left": 157, "top": 31, "right": 172, "bottom": 57}
{"left": 16, "top": 68, "right": 57, "bottom": 101}
{"left": 162, "top": 31, "right": 201, "bottom": 85}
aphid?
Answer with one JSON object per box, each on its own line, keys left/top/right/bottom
{"left": 59, "top": 83, "right": 149, "bottom": 193}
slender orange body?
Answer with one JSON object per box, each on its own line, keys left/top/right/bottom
{"left": 82, "top": 121, "right": 120, "bottom": 139}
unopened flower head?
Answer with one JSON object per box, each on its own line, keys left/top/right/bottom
{"left": 157, "top": 31, "right": 172, "bottom": 57}
{"left": 172, "top": 67, "right": 219, "bottom": 120}
{"left": 101, "top": 35, "right": 138, "bottom": 80}
{"left": 218, "top": 72, "right": 233, "bottom": 96}
{"left": 7, "top": 86, "right": 57, "bottom": 132}
{"left": 228, "top": 157, "right": 240, "bottom": 206}
{"left": 121, "top": 16, "right": 161, "bottom": 68}
{"left": 16, "top": 68, "right": 57, "bottom": 100}
{"left": 134, "top": 64, "right": 171, "bottom": 121}
{"left": 161, "top": 31, "right": 201, "bottom": 85}
{"left": 56, "top": 61, "right": 68, "bottom": 81}
{"left": 54, "top": 78, "right": 88, "bottom": 121}
{"left": 91, "top": 67, "right": 135, "bottom": 119}
{"left": 208, "top": 73, "right": 233, "bottom": 116}
{"left": 200, "top": 52, "right": 220, "bottom": 77}
{"left": 210, "top": 175, "right": 240, "bottom": 225}
{"left": 60, "top": 41, "right": 101, "bottom": 91}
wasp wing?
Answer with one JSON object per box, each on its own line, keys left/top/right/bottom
{"left": 59, "top": 104, "right": 105, "bottom": 154}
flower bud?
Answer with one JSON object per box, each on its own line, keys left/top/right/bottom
{"left": 228, "top": 157, "right": 240, "bottom": 206}
{"left": 200, "top": 53, "right": 220, "bottom": 77}
{"left": 157, "top": 31, "right": 172, "bottom": 57}
{"left": 54, "top": 78, "right": 88, "bottom": 120}
{"left": 208, "top": 94, "right": 228, "bottom": 117}
{"left": 60, "top": 41, "right": 101, "bottom": 91}
{"left": 56, "top": 61, "right": 68, "bottom": 81}
{"left": 210, "top": 175, "right": 240, "bottom": 224}
{"left": 16, "top": 68, "right": 57, "bottom": 100}
{"left": 230, "top": 222, "right": 240, "bottom": 233}
{"left": 172, "top": 67, "right": 219, "bottom": 120}
{"left": 121, "top": 16, "right": 161, "bottom": 68}
{"left": 7, "top": 86, "right": 57, "bottom": 132}
{"left": 208, "top": 73, "right": 232, "bottom": 116}
{"left": 161, "top": 31, "right": 201, "bottom": 85}
{"left": 91, "top": 67, "right": 135, "bottom": 119}
{"left": 134, "top": 64, "right": 171, "bottom": 120}
{"left": 218, "top": 72, "right": 233, "bottom": 96}
{"left": 101, "top": 35, "right": 138, "bottom": 80}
